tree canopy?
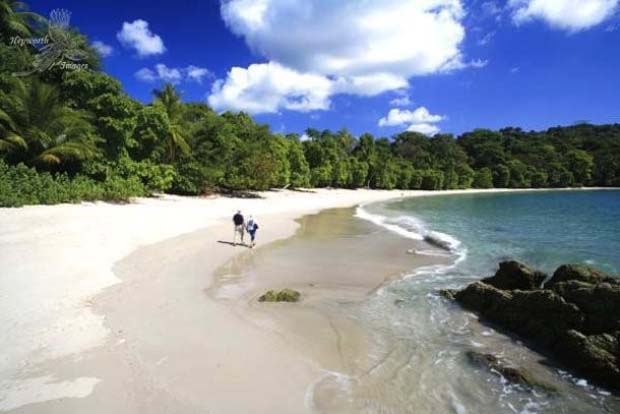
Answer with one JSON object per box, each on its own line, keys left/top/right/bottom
{"left": 1, "top": 0, "right": 619, "bottom": 207}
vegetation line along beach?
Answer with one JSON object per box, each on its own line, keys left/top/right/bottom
{"left": 0, "top": 2, "right": 619, "bottom": 207}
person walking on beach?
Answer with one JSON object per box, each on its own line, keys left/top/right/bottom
{"left": 232, "top": 210, "right": 245, "bottom": 246}
{"left": 246, "top": 216, "right": 259, "bottom": 248}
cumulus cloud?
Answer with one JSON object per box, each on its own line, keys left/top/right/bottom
{"left": 390, "top": 91, "right": 412, "bottom": 107}
{"left": 379, "top": 107, "right": 444, "bottom": 127}
{"left": 378, "top": 107, "right": 444, "bottom": 136}
{"left": 207, "top": 62, "right": 333, "bottom": 114}
{"left": 186, "top": 65, "right": 211, "bottom": 83}
{"left": 221, "top": 0, "right": 465, "bottom": 78}
{"left": 509, "top": 0, "right": 619, "bottom": 31}
{"left": 135, "top": 64, "right": 210, "bottom": 84}
{"left": 332, "top": 73, "right": 408, "bottom": 96}
{"left": 117, "top": 20, "right": 165, "bottom": 56}
{"left": 92, "top": 41, "right": 113, "bottom": 57}
{"left": 210, "top": 0, "right": 475, "bottom": 113}
{"left": 407, "top": 123, "right": 441, "bottom": 136}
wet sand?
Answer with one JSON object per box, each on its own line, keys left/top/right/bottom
{"left": 206, "top": 208, "right": 452, "bottom": 412}
{"left": 9, "top": 207, "right": 445, "bottom": 413}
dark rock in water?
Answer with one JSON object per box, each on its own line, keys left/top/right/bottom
{"left": 551, "top": 281, "right": 620, "bottom": 334}
{"left": 482, "top": 260, "right": 546, "bottom": 291}
{"left": 454, "top": 282, "right": 584, "bottom": 348}
{"left": 466, "top": 351, "right": 557, "bottom": 392}
{"left": 446, "top": 260, "right": 620, "bottom": 391}
{"left": 438, "top": 289, "right": 457, "bottom": 300}
{"left": 423, "top": 234, "right": 452, "bottom": 252}
{"left": 258, "top": 288, "right": 301, "bottom": 303}
{"left": 545, "top": 264, "right": 618, "bottom": 289}
{"left": 554, "top": 330, "right": 620, "bottom": 389}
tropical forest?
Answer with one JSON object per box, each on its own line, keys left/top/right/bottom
{"left": 1, "top": 0, "right": 620, "bottom": 207}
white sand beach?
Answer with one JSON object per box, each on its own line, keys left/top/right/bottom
{"left": 0, "top": 188, "right": 545, "bottom": 412}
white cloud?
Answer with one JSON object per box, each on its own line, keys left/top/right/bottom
{"left": 135, "top": 64, "right": 210, "bottom": 84}
{"left": 135, "top": 67, "right": 157, "bottom": 82}
{"left": 390, "top": 91, "right": 412, "bottom": 107}
{"left": 332, "top": 73, "right": 408, "bottom": 96}
{"left": 117, "top": 20, "right": 165, "bottom": 57}
{"left": 186, "top": 65, "right": 211, "bottom": 83}
{"left": 207, "top": 62, "right": 333, "bottom": 114}
{"left": 221, "top": 0, "right": 465, "bottom": 78}
{"left": 214, "top": 0, "right": 467, "bottom": 110}
{"left": 154, "top": 64, "right": 182, "bottom": 83}
{"left": 509, "top": 0, "right": 619, "bottom": 31}
{"left": 212, "top": 1, "right": 502, "bottom": 114}
{"left": 470, "top": 59, "right": 489, "bottom": 68}
{"left": 379, "top": 107, "right": 444, "bottom": 127}
{"left": 378, "top": 107, "right": 444, "bottom": 136}
{"left": 407, "top": 123, "right": 441, "bottom": 136}
{"left": 92, "top": 41, "right": 113, "bottom": 57}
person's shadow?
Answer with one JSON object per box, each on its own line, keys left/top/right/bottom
{"left": 217, "top": 240, "right": 250, "bottom": 248}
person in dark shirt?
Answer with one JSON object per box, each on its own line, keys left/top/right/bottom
{"left": 232, "top": 211, "right": 245, "bottom": 246}
{"left": 246, "top": 216, "right": 259, "bottom": 248}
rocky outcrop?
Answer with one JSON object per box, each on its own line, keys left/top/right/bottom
{"left": 258, "top": 288, "right": 301, "bottom": 303}
{"left": 466, "top": 351, "right": 557, "bottom": 393}
{"left": 546, "top": 264, "right": 618, "bottom": 289}
{"left": 481, "top": 260, "right": 546, "bottom": 290}
{"left": 445, "top": 261, "right": 620, "bottom": 391}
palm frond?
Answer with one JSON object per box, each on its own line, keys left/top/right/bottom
{"left": 0, "top": 132, "right": 28, "bottom": 152}
{"left": 170, "top": 124, "right": 191, "bottom": 155}
{"left": 7, "top": 18, "right": 30, "bottom": 36}
{"left": 0, "top": 107, "right": 16, "bottom": 131}
{"left": 37, "top": 152, "right": 61, "bottom": 164}
{"left": 5, "top": 132, "right": 27, "bottom": 148}
{"left": 35, "top": 140, "right": 99, "bottom": 165}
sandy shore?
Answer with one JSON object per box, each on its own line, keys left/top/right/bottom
{"left": 0, "top": 188, "right": 569, "bottom": 412}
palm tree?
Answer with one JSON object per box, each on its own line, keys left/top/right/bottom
{"left": 0, "top": 1, "right": 46, "bottom": 41}
{"left": 0, "top": 106, "right": 26, "bottom": 152}
{"left": 152, "top": 83, "right": 190, "bottom": 162}
{"left": 0, "top": 77, "right": 99, "bottom": 166}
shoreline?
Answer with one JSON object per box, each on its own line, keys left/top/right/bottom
{"left": 0, "top": 187, "right": 617, "bottom": 412}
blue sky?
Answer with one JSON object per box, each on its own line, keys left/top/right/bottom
{"left": 35, "top": 0, "right": 620, "bottom": 137}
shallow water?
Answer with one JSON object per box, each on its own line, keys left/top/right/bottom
{"left": 347, "top": 189, "right": 620, "bottom": 413}
{"left": 219, "top": 190, "right": 620, "bottom": 413}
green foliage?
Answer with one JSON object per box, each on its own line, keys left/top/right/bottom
{"left": 473, "top": 168, "right": 494, "bottom": 189}
{"left": 170, "top": 160, "right": 211, "bottom": 195}
{"left": 100, "top": 175, "right": 146, "bottom": 202}
{"left": 0, "top": 1, "right": 46, "bottom": 43}
{"left": 153, "top": 83, "right": 190, "bottom": 163}
{"left": 0, "top": 77, "right": 99, "bottom": 167}
{"left": 286, "top": 136, "right": 310, "bottom": 188}
{"left": 492, "top": 164, "right": 511, "bottom": 188}
{"left": 1, "top": 1, "right": 619, "bottom": 207}
{"left": 420, "top": 170, "right": 444, "bottom": 190}
{"left": 565, "top": 150, "right": 593, "bottom": 186}
{"left": 0, "top": 160, "right": 145, "bottom": 207}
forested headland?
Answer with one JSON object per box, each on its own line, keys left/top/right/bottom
{"left": 1, "top": 1, "right": 619, "bottom": 207}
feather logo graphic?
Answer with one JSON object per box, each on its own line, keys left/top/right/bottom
{"left": 13, "top": 9, "right": 89, "bottom": 77}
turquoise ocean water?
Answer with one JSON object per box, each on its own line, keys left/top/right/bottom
{"left": 348, "top": 190, "right": 620, "bottom": 414}
{"left": 377, "top": 189, "right": 620, "bottom": 276}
